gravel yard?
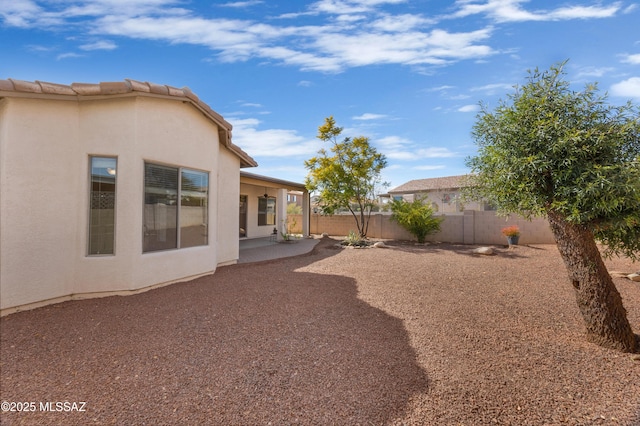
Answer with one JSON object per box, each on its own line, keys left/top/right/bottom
{"left": 1, "top": 237, "right": 639, "bottom": 425}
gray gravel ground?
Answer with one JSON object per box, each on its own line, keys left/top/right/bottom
{"left": 1, "top": 237, "right": 639, "bottom": 425}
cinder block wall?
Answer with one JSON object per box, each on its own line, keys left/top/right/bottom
{"left": 289, "top": 211, "right": 556, "bottom": 245}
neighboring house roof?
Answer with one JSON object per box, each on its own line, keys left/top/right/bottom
{"left": 389, "top": 175, "right": 470, "bottom": 194}
{"left": 240, "top": 171, "right": 307, "bottom": 192}
{"left": 0, "top": 78, "right": 258, "bottom": 168}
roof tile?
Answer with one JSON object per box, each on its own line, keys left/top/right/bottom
{"left": 390, "top": 175, "right": 469, "bottom": 193}
{"left": 37, "top": 80, "right": 77, "bottom": 95}
{"left": 147, "top": 82, "right": 169, "bottom": 95}
{"left": 166, "top": 85, "right": 184, "bottom": 97}
{"left": 126, "top": 79, "right": 151, "bottom": 93}
{"left": 0, "top": 79, "right": 15, "bottom": 91}
{"left": 99, "top": 81, "right": 132, "bottom": 95}
{"left": 182, "top": 87, "right": 200, "bottom": 103}
{"left": 70, "top": 82, "right": 103, "bottom": 95}
{"left": 9, "top": 79, "right": 42, "bottom": 94}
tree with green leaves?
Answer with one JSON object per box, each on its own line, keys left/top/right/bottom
{"left": 390, "top": 197, "right": 442, "bottom": 243}
{"left": 465, "top": 61, "right": 640, "bottom": 353}
{"left": 305, "top": 116, "right": 387, "bottom": 238}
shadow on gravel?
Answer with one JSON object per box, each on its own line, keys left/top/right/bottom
{"left": 0, "top": 237, "right": 429, "bottom": 425}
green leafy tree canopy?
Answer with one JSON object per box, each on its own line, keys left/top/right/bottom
{"left": 390, "top": 197, "right": 442, "bottom": 243}
{"left": 465, "top": 61, "right": 640, "bottom": 260}
{"left": 305, "top": 116, "right": 387, "bottom": 237}
{"left": 464, "top": 61, "right": 640, "bottom": 352}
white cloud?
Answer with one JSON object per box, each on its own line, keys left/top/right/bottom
{"left": 1, "top": 0, "right": 497, "bottom": 73}
{"left": 610, "top": 77, "right": 640, "bottom": 99}
{"left": 428, "top": 85, "right": 456, "bottom": 92}
{"left": 413, "top": 165, "right": 446, "bottom": 171}
{"left": 458, "top": 104, "right": 479, "bottom": 112}
{"left": 56, "top": 52, "right": 84, "bottom": 60}
{"left": 376, "top": 135, "right": 412, "bottom": 151}
{"left": 450, "top": 0, "right": 621, "bottom": 23}
{"left": 229, "top": 117, "right": 320, "bottom": 157}
{"left": 0, "top": 0, "right": 623, "bottom": 74}
{"left": 575, "top": 66, "right": 615, "bottom": 79}
{"left": 219, "top": 1, "right": 264, "bottom": 8}
{"left": 371, "top": 13, "right": 434, "bottom": 32}
{"left": 386, "top": 146, "right": 457, "bottom": 160}
{"left": 470, "top": 83, "right": 513, "bottom": 94}
{"left": 79, "top": 40, "right": 117, "bottom": 50}
{"left": 621, "top": 53, "right": 640, "bottom": 65}
{"left": 353, "top": 113, "right": 388, "bottom": 120}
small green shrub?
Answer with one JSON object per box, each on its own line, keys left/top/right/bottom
{"left": 390, "top": 198, "right": 442, "bottom": 243}
{"left": 341, "top": 230, "right": 369, "bottom": 247}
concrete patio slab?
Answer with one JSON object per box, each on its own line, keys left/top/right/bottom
{"left": 238, "top": 236, "right": 320, "bottom": 263}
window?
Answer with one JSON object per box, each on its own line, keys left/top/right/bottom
{"left": 88, "top": 157, "right": 117, "bottom": 255}
{"left": 143, "top": 162, "right": 209, "bottom": 252}
{"left": 180, "top": 169, "right": 208, "bottom": 248}
{"left": 258, "top": 196, "right": 276, "bottom": 226}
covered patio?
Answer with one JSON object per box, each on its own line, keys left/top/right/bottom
{"left": 239, "top": 171, "right": 310, "bottom": 241}
{"left": 238, "top": 235, "right": 319, "bottom": 263}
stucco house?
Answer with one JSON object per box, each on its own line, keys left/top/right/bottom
{"left": 0, "top": 78, "right": 292, "bottom": 315}
{"left": 388, "top": 175, "right": 492, "bottom": 213}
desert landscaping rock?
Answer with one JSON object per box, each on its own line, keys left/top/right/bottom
{"left": 1, "top": 238, "right": 638, "bottom": 425}
{"left": 628, "top": 273, "right": 640, "bottom": 282}
{"left": 473, "top": 246, "right": 495, "bottom": 255}
{"left": 373, "top": 241, "right": 387, "bottom": 248}
{"left": 610, "top": 270, "right": 630, "bottom": 278}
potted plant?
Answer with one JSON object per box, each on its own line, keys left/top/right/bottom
{"left": 501, "top": 225, "right": 520, "bottom": 245}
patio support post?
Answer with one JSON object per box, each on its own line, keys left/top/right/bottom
{"left": 277, "top": 188, "right": 288, "bottom": 241}
{"left": 302, "top": 191, "right": 310, "bottom": 237}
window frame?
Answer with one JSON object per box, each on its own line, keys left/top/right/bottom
{"left": 143, "top": 161, "right": 210, "bottom": 253}
{"left": 87, "top": 156, "right": 118, "bottom": 256}
{"left": 257, "top": 196, "right": 276, "bottom": 226}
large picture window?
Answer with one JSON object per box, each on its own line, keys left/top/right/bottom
{"left": 143, "top": 163, "right": 209, "bottom": 252}
{"left": 88, "top": 157, "right": 117, "bottom": 255}
{"left": 258, "top": 196, "right": 276, "bottom": 226}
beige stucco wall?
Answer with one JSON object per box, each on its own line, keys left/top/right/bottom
{"left": 1, "top": 95, "right": 232, "bottom": 313}
{"left": 217, "top": 147, "right": 241, "bottom": 266}
{"left": 295, "top": 211, "right": 555, "bottom": 245}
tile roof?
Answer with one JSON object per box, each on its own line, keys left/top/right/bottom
{"left": 240, "top": 171, "right": 306, "bottom": 192}
{"left": 0, "top": 78, "right": 258, "bottom": 168}
{"left": 389, "top": 175, "right": 470, "bottom": 193}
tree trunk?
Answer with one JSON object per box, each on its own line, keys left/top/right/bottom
{"left": 547, "top": 210, "right": 637, "bottom": 353}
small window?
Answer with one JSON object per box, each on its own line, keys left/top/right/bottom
{"left": 88, "top": 157, "right": 117, "bottom": 255}
{"left": 258, "top": 196, "right": 276, "bottom": 226}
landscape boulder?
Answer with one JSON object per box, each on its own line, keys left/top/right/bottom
{"left": 473, "top": 247, "right": 495, "bottom": 255}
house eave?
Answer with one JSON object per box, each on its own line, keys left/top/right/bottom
{"left": 0, "top": 78, "right": 258, "bottom": 168}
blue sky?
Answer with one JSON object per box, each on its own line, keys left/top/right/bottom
{"left": 2, "top": 0, "right": 640, "bottom": 190}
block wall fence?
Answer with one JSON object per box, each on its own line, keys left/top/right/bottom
{"left": 288, "top": 211, "right": 556, "bottom": 245}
